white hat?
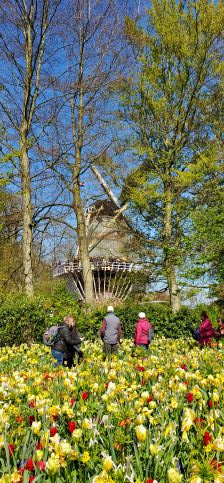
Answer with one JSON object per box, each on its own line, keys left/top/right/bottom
{"left": 138, "top": 312, "right": 146, "bottom": 318}
{"left": 107, "top": 305, "right": 114, "bottom": 312}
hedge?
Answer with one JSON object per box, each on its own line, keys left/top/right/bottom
{"left": 0, "top": 285, "right": 220, "bottom": 346}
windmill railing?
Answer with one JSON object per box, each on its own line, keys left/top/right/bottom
{"left": 53, "top": 258, "right": 143, "bottom": 277}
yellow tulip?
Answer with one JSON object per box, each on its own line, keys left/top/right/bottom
{"left": 135, "top": 424, "right": 147, "bottom": 442}
{"left": 31, "top": 420, "right": 41, "bottom": 435}
{"left": 45, "top": 453, "right": 60, "bottom": 475}
{"left": 167, "top": 467, "right": 182, "bottom": 483}
{"left": 103, "top": 455, "right": 113, "bottom": 471}
{"left": 72, "top": 428, "right": 83, "bottom": 440}
{"left": 149, "top": 443, "right": 160, "bottom": 456}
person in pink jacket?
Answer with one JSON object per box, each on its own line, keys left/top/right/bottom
{"left": 134, "top": 312, "right": 154, "bottom": 350}
{"left": 199, "top": 311, "right": 218, "bottom": 346}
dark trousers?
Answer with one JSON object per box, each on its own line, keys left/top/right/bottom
{"left": 103, "top": 342, "right": 118, "bottom": 356}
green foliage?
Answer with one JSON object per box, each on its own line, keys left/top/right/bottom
{"left": 0, "top": 284, "right": 80, "bottom": 346}
{"left": 120, "top": 0, "right": 224, "bottom": 308}
{"left": 0, "top": 286, "right": 220, "bottom": 346}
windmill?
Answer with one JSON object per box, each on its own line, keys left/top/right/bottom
{"left": 53, "top": 199, "right": 144, "bottom": 301}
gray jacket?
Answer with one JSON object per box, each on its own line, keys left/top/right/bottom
{"left": 100, "top": 313, "right": 121, "bottom": 344}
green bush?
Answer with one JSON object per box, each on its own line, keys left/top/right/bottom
{"left": 0, "top": 285, "right": 220, "bottom": 346}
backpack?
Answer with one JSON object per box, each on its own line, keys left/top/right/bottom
{"left": 193, "top": 327, "right": 200, "bottom": 341}
{"left": 43, "top": 325, "right": 64, "bottom": 347}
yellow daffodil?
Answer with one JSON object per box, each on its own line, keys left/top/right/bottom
{"left": 81, "top": 451, "right": 90, "bottom": 464}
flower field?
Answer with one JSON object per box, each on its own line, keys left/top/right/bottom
{"left": 0, "top": 339, "right": 224, "bottom": 483}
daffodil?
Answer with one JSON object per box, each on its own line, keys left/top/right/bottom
{"left": 81, "top": 451, "right": 90, "bottom": 464}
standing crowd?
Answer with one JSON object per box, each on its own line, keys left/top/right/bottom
{"left": 47, "top": 307, "right": 224, "bottom": 367}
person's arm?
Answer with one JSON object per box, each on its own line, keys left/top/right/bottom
{"left": 100, "top": 319, "right": 106, "bottom": 340}
{"left": 149, "top": 326, "right": 154, "bottom": 341}
{"left": 70, "top": 329, "right": 82, "bottom": 346}
{"left": 60, "top": 327, "right": 75, "bottom": 345}
{"left": 117, "top": 322, "right": 121, "bottom": 343}
{"left": 135, "top": 324, "right": 141, "bottom": 345}
{"left": 204, "top": 321, "right": 215, "bottom": 337}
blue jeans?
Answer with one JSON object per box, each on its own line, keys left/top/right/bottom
{"left": 51, "top": 349, "right": 64, "bottom": 366}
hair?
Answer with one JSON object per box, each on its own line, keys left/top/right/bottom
{"left": 138, "top": 312, "right": 146, "bottom": 319}
{"left": 64, "top": 315, "right": 76, "bottom": 327}
{"left": 107, "top": 306, "right": 114, "bottom": 313}
{"left": 201, "top": 311, "right": 208, "bottom": 319}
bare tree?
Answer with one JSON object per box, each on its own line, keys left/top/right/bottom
{"left": 45, "top": 0, "right": 133, "bottom": 304}
{"left": 0, "top": 0, "right": 62, "bottom": 296}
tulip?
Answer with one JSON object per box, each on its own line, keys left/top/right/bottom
{"left": 72, "top": 428, "right": 83, "bottom": 440}
{"left": 58, "top": 441, "right": 71, "bottom": 456}
{"left": 213, "top": 437, "right": 224, "bottom": 451}
{"left": 68, "top": 421, "right": 76, "bottom": 433}
{"left": 149, "top": 444, "right": 160, "bottom": 456}
{"left": 31, "top": 421, "right": 41, "bottom": 435}
{"left": 103, "top": 455, "right": 113, "bottom": 472}
{"left": 36, "top": 450, "right": 43, "bottom": 462}
{"left": 135, "top": 424, "right": 147, "bottom": 442}
{"left": 50, "top": 426, "right": 58, "bottom": 436}
{"left": 167, "top": 468, "right": 182, "bottom": 483}
{"left": 45, "top": 453, "right": 60, "bottom": 475}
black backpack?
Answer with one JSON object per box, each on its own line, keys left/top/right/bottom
{"left": 193, "top": 328, "right": 200, "bottom": 341}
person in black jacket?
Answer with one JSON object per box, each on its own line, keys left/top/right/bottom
{"left": 52, "top": 315, "right": 83, "bottom": 367}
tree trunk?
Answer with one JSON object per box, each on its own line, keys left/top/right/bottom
{"left": 20, "top": 126, "right": 33, "bottom": 297}
{"left": 163, "top": 185, "right": 180, "bottom": 312}
{"left": 71, "top": 31, "right": 94, "bottom": 304}
{"left": 168, "top": 266, "right": 180, "bottom": 313}
{"left": 73, "top": 180, "right": 95, "bottom": 304}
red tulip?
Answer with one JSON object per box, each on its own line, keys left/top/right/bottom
{"left": 50, "top": 426, "right": 58, "bottom": 436}
{"left": 136, "top": 365, "right": 145, "bottom": 372}
{"left": 28, "top": 415, "right": 35, "bottom": 425}
{"left": 187, "top": 393, "right": 194, "bottom": 403}
{"left": 82, "top": 391, "right": 89, "bottom": 401}
{"left": 203, "top": 431, "right": 212, "bottom": 446}
{"left": 8, "top": 444, "right": 14, "bottom": 455}
{"left": 26, "top": 458, "right": 35, "bottom": 471}
{"left": 68, "top": 421, "right": 76, "bottom": 433}
{"left": 38, "top": 461, "right": 45, "bottom": 471}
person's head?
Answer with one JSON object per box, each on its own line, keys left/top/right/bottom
{"left": 201, "top": 311, "right": 208, "bottom": 320}
{"left": 138, "top": 312, "right": 146, "bottom": 319}
{"left": 64, "top": 315, "right": 76, "bottom": 328}
{"left": 107, "top": 305, "right": 114, "bottom": 313}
